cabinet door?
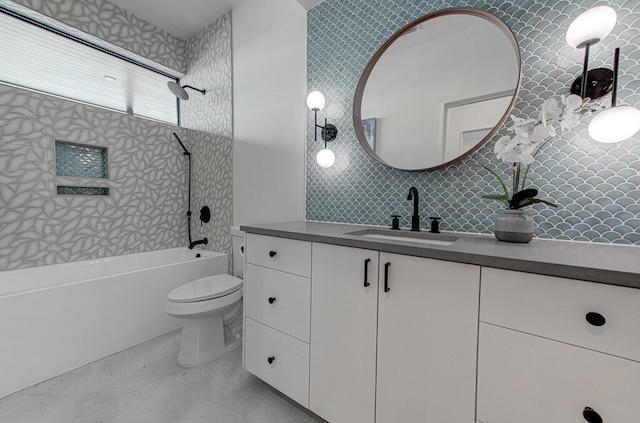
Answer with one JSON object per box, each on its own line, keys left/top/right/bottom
{"left": 376, "top": 253, "right": 480, "bottom": 423}
{"left": 310, "top": 243, "right": 379, "bottom": 423}
{"left": 478, "top": 323, "right": 640, "bottom": 423}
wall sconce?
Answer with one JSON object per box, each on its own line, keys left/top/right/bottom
{"left": 567, "top": 6, "right": 640, "bottom": 143}
{"left": 307, "top": 91, "right": 338, "bottom": 168}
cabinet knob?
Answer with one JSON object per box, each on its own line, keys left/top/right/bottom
{"left": 268, "top": 297, "right": 276, "bottom": 304}
{"left": 583, "top": 407, "right": 603, "bottom": 423}
{"left": 269, "top": 250, "right": 277, "bottom": 258}
{"left": 585, "top": 312, "right": 606, "bottom": 327}
{"left": 267, "top": 356, "right": 275, "bottom": 365}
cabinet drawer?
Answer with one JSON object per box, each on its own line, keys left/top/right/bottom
{"left": 478, "top": 323, "right": 640, "bottom": 423}
{"left": 481, "top": 267, "right": 640, "bottom": 362}
{"left": 245, "top": 264, "right": 311, "bottom": 342}
{"left": 244, "top": 318, "right": 309, "bottom": 407}
{"left": 246, "top": 234, "right": 311, "bottom": 277}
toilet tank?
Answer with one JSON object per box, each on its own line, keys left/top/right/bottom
{"left": 231, "top": 226, "right": 245, "bottom": 279}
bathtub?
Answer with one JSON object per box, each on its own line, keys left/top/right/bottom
{"left": 0, "top": 247, "right": 228, "bottom": 399}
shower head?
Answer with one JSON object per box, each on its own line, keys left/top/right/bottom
{"left": 167, "top": 81, "right": 206, "bottom": 100}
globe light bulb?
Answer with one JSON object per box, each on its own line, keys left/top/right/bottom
{"left": 566, "top": 6, "right": 617, "bottom": 48}
{"left": 588, "top": 105, "right": 640, "bottom": 143}
{"left": 316, "top": 148, "right": 335, "bottom": 168}
{"left": 306, "top": 91, "right": 326, "bottom": 111}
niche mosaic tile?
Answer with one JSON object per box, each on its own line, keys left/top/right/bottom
{"left": 56, "top": 186, "right": 109, "bottom": 196}
{"left": 55, "top": 141, "right": 108, "bottom": 179}
{"left": 306, "top": 0, "right": 640, "bottom": 245}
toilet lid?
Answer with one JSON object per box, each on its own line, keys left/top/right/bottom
{"left": 168, "top": 274, "right": 243, "bottom": 303}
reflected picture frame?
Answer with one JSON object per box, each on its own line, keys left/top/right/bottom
{"left": 362, "top": 118, "right": 377, "bottom": 151}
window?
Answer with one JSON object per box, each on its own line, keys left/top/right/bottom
{"left": 0, "top": 10, "right": 179, "bottom": 124}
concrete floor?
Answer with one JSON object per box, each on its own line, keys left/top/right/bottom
{"left": 0, "top": 331, "right": 323, "bottom": 423}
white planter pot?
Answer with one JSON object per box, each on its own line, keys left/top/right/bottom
{"left": 494, "top": 209, "right": 534, "bottom": 243}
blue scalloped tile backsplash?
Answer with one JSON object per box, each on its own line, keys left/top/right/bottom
{"left": 306, "top": 0, "right": 640, "bottom": 245}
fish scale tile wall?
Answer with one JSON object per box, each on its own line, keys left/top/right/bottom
{"left": 306, "top": 0, "right": 640, "bottom": 245}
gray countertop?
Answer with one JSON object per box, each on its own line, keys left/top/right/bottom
{"left": 240, "top": 221, "right": 640, "bottom": 289}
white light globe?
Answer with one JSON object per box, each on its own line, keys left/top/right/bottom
{"left": 316, "top": 148, "right": 335, "bottom": 168}
{"left": 306, "top": 91, "right": 326, "bottom": 111}
{"left": 588, "top": 106, "right": 640, "bottom": 143}
{"left": 566, "top": 6, "right": 617, "bottom": 48}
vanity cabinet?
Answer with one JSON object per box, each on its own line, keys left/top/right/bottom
{"left": 309, "top": 244, "right": 480, "bottom": 423}
{"left": 243, "top": 234, "right": 312, "bottom": 407}
{"left": 477, "top": 268, "right": 640, "bottom": 423}
{"left": 242, "top": 227, "right": 640, "bottom": 423}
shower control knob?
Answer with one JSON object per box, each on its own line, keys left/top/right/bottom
{"left": 268, "top": 297, "right": 276, "bottom": 304}
{"left": 269, "top": 250, "right": 277, "bottom": 258}
{"left": 267, "top": 356, "right": 275, "bottom": 365}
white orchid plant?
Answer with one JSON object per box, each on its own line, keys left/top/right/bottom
{"left": 478, "top": 93, "right": 602, "bottom": 210}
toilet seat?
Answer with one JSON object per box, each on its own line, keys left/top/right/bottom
{"left": 168, "top": 274, "right": 243, "bottom": 303}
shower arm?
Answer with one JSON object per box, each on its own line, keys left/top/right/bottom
{"left": 182, "top": 85, "right": 206, "bottom": 95}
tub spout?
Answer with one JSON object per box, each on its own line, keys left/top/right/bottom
{"left": 188, "top": 238, "right": 208, "bottom": 249}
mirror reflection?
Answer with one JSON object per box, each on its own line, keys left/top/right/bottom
{"left": 354, "top": 9, "right": 520, "bottom": 171}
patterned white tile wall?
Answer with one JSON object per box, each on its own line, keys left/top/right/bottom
{"left": 0, "top": 5, "right": 234, "bottom": 271}
{"left": 181, "top": 12, "right": 234, "bottom": 261}
{"left": 306, "top": 0, "right": 640, "bottom": 245}
{"left": 0, "top": 83, "right": 222, "bottom": 270}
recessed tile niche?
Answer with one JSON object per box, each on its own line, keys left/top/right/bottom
{"left": 54, "top": 140, "right": 109, "bottom": 196}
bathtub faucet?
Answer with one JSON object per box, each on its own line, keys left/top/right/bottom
{"left": 188, "top": 238, "right": 208, "bottom": 250}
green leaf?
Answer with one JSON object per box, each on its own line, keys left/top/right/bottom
{"left": 534, "top": 198, "right": 558, "bottom": 207}
{"left": 474, "top": 164, "right": 510, "bottom": 197}
{"left": 482, "top": 193, "right": 510, "bottom": 208}
{"left": 512, "top": 197, "right": 558, "bottom": 209}
{"left": 521, "top": 140, "right": 550, "bottom": 190}
{"left": 510, "top": 188, "right": 539, "bottom": 209}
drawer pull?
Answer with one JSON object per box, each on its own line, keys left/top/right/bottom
{"left": 384, "top": 262, "right": 391, "bottom": 293}
{"left": 586, "top": 312, "right": 606, "bottom": 327}
{"left": 267, "top": 356, "right": 275, "bottom": 365}
{"left": 583, "top": 407, "right": 602, "bottom": 423}
{"left": 269, "top": 250, "right": 277, "bottom": 258}
{"left": 364, "top": 258, "right": 371, "bottom": 287}
{"left": 268, "top": 297, "right": 276, "bottom": 304}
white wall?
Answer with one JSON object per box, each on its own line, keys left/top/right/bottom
{"left": 232, "top": 0, "right": 307, "bottom": 226}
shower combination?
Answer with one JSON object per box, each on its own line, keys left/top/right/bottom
{"left": 167, "top": 81, "right": 206, "bottom": 101}
{"left": 172, "top": 132, "right": 209, "bottom": 249}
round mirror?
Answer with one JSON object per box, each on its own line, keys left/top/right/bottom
{"left": 353, "top": 8, "right": 521, "bottom": 171}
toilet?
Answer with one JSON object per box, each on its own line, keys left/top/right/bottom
{"left": 164, "top": 227, "right": 245, "bottom": 367}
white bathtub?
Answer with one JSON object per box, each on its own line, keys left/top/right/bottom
{"left": 0, "top": 247, "right": 228, "bottom": 399}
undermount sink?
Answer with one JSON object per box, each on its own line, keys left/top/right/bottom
{"left": 346, "top": 229, "right": 458, "bottom": 246}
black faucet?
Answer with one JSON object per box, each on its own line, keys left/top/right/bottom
{"left": 406, "top": 187, "right": 420, "bottom": 231}
{"left": 188, "top": 237, "right": 208, "bottom": 249}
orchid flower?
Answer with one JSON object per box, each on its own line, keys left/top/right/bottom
{"left": 477, "top": 93, "right": 595, "bottom": 210}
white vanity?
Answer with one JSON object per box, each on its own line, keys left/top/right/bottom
{"left": 240, "top": 221, "right": 640, "bottom": 423}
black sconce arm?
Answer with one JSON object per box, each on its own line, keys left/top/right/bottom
{"left": 312, "top": 109, "right": 338, "bottom": 144}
